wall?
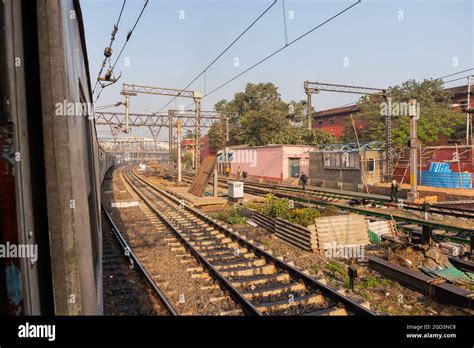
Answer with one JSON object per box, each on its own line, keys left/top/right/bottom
{"left": 281, "top": 146, "right": 314, "bottom": 180}
{"left": 361, "top": 150, "right": 385, "bottom": 185}
{"left": 229, "top": 146, "right": 283, "bottom": 181}
{"left": 309, "top": 149, "right": 385, "bottom": 191}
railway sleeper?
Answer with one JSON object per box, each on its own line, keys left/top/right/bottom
{"left": 185, "top": 234, "right": 227, "bottom": 242}
{"left": 200, "top": 247, "right": 248, "bottom": 257}
{"left": 205, "top": 251, "right": 255, "bottom": 262}
{"left": 303, "top": 306, "right": 348, "bottom": 316}
{"left": 231, "top": 273, "right": 291, "bottom": 288}
{"left": 193, "top": 242, "right": 239, "bottom": 251}
{"left": 220, "top": 264, "right": 277, "bottom": 277}
{"left": 181, "top": 230, "right": 221, "bottom": 238}
{"left": 213, "top": 258, "right": 266, "bottom": 270}
{"left": 188, "top": 237, "right": 231, "bottom": 246}
{"left": 256, "top": 293, "right": 325, "bottom": 314}
{"left": 243, "top": 282, "right": 306, "bottom": 299}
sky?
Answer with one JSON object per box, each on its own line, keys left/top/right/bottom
{"left": 81, "top": 0, "right": 474, "bottom": 140}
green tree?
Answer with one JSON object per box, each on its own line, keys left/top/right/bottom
{"left": 183, "top": 129, "right": 195, "bottom": 139}
{"left": 207, "top": 121, "right": 226, "bottom": 152}
{"left": 342, "top": 79, "right": 465, "bottom": 146}
{"left": 215, "top": 82, "right": 332, "bottom": 146}
{"left": 182, "top": 152, "right": 193, "bottom": 170}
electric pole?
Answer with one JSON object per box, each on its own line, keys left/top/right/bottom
{"left": 407, "top": 99, "right": 420, "bottom": 202}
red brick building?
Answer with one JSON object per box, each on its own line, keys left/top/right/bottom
{"left": 312, "top": 84, "right": 473, "bottom": 140}
{"left": 181, "top": 136, "right": 211, "bottom": 166}
{"left": 311, "top": 104, "right": 360, "bottom": 139}
{"left": 446, "top": 84, "right": 474, "bottom": 111}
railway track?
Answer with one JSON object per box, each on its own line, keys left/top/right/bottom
{"left": 124, "top": 166, "right": 374, "bottom": 316}
{"left": 102, "top": 207, "right": 176, "bottom": 315}
{"left": 179, "top": 171, "right": 474, "bottom": 220}
{"left": 177, "top": 172, "right": 473, "bottom": 237}
{"left": 172, "top": 171, "right": 474, "bottom": 311}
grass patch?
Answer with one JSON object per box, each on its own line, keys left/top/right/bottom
{"left": 356, "top": 275, "right": 381, "bottom": 290}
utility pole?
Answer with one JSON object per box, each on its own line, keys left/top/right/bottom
{"left": 224, "top": 116, "right": 229, "bottom": 175}
{"left": 306, "top": 89, "right": 312, "bottom": 130}
{"left": 120, "top": 91, "right": 137, "bottom": 133}
{"left": 177, "top": 119, "right": 182, "bottom": 184}
{"left": 193, "top": 91, "right": 202, "bottom": 173}
{"left": 467, "top": 75, "right": 473, "bottom": 145}
{"left": 407, "top": 99, "right": 420, "bottom": 202}
{"left": 168, "top": 110, "right": 173, "bottom": 179}
{"left": 384, "top": 95, "right": 393, "bottom": 180}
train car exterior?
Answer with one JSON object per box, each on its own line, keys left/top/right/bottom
{"left": 0, "top": 0, "right": 112, "bottom": 315}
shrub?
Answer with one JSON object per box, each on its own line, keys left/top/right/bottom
{"left": 217, "top": 205, "right": 247, "bottom": 225}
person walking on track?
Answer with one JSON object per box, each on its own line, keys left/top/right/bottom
{"left": 390, "top": 179, "right": 400, "bottom": 203}
{"left": 299, "top": 172, "right": 308, "bottom": 190}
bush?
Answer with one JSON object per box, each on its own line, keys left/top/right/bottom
{"left": 217, "top": 205, "right": 247, "bottom": 225}
{"left": 262, "top": 194, "right": 290, "bottom": 219}
{"left": 288, "top": 208, "right": 320, "bottom": 227}
{"left": 261, "top": 193, "right": 321, "bottom": 227}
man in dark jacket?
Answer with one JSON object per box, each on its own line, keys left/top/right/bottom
{"left": 390, "top": 179, "right": 400, "bottom": 203}
{"left": 242, "top": 171, "right": 248, "bottom": 182}
{"left": 299, "top": 172, "right": 308, "bottom": 190}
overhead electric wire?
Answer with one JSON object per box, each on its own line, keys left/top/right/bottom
{"left": 110, "top": 0, "right": 149, "bottom": 72}
{"left": 435, "top": 68, "right": 474, "bottom": 81}
{"left": 185, "top": 0, "right": 361, "bottom": 108}
{"left": 95, "top": 0, "right": 149, "bottom": 103}
{"left": 442, "top": 75, "right": 473, "bottom": 84}
{"left": 155, "top": 0, "right": 278, "bottom": 113}
{"left": 92, "top": 0, "right": 127, "bottom": 96}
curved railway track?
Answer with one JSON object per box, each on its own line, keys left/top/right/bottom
{"left": 123, "top": 166, "right": 375, "bottom": 316}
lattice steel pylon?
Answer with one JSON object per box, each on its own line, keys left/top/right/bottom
{"left": 121, "top": 83, "right": 203, "bottom": 173}
{"left": 304, "top": 81, "right": 393, "bottom": 180}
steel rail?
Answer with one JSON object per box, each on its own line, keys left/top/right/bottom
{"left": 102, "top": 204, "right": 178, "bottom": 316}
{"left": 368, "top": 256, "right": 473, "bottom": 308}
{"left": 122, "top": 169, "right": 261, "bottom": 316}
{"left": 178, "top": 169, "right": 472, "bottom": 235}
{"left": 131, "top": 168, "right": 376, "bottom": 316}
{"left": 180, "top": 171, "right": 474, "bottom": 219}
{"left": 241, "top": 184, "right": 474, "bottom": 235}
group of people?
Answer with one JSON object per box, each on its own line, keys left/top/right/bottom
{"left": 225, "top": 166, "right": 248, "bottom": 182}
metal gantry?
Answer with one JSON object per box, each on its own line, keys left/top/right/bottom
{"left": 95, "top": 110, "right": 222, "bottom": 129}
{"left": 95, "top": 109, "right": 226, "bottom": 175}
{"left": 303, "top": 81, "right": 393, "bottom": 179}
{"left": 121, "top": 83, "right": 203, "bottom": 172}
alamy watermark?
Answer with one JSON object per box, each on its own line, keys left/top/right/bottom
{"left": 324, "top": 242, "right": 365, "bottom": 262}
{"left": 217, "top": 149, "right": 257, "bottom": 167}
{"left": 0, "top": 242, "right": 38, "bottom": 263}
{"left": 18, "top": 322, "right": 55, "bottom": 341}
{"left": 55, "top": 100, "right": 94, "bottom": 119}
{"left": 380, "top": 100, "right": 420, "bottom": 118}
